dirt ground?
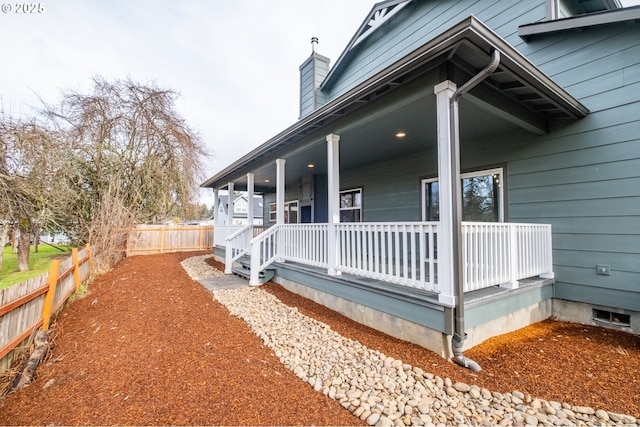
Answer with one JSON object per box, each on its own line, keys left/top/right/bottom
{"left": 0, "top": 251, "right": 638, "bottom": 425}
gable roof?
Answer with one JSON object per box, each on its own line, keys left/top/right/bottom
{"left": 320, "top": 0, "right": 412, "bottom": 92}
{"left": 218, "top": 194, "right": 263, "bottom": 217}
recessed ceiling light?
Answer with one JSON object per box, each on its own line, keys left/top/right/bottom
{"left": 264, "top": 179, "right": 270, "bottom": 183}
{"left": 307, "top": 163, "right": 315, "bottom": 168}
{"left": 395, "top": 131, "right": 406, "bottom": 138}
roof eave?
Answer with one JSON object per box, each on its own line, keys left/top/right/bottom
{"left": 201, "top": 15, "right": 589, "bottom": 189}
{"left": 519, "top": 6, "right": 640, "bottom": 41}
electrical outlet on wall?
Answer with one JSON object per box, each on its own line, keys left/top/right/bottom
{"left": 596, "top": 264, "right": 611, "bottom": 276}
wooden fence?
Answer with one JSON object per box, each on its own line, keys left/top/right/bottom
{"left": 0, "top": 245, "right": 93, "bottom": 374}
{"left": 125, "top": 224, "right": 214, "bottom": 256}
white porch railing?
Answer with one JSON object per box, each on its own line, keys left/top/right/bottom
{"left": 336, "top": 222, "right": 439, "bottom": 292}
{"left": 230, "top": 221, "right": 553, "bottom": 295}
{"left": 461, "top": 222, "right": 554, "bottom": 292}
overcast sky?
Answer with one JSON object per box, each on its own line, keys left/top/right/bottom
{"left": 2, "top": 0, "right": 639, "bottom": 205}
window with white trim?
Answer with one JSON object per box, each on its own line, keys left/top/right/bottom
{"left": 269, "top": 200, "right": 299, "bottom": 224}
{"left": 340, "top": 188, "right": 362, "bottom": 222}
{"left": 234, "top": 199, "right": 248, "bottom": 214}
{"left": 422, "top": 168, "right": 504, "bottom": 222}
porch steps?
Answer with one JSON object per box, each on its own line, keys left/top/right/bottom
{"left": 231, "top": 258, "right": 275, "bottom": 284}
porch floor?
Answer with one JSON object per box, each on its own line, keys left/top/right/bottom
{"left": 270, "top": 260, "right": 553, "bottom": 308}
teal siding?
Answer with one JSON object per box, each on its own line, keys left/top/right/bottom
{"left": 274, "top": 263, "right": 450, "bottom": 333}
{"left": 261, "top": 1, "right": 639, "bottom": 319}
{"left": 504, "top": 21, "right": 640, "bottom": 309}
{"left": 322, "top": 0, "right": 545, "bottom": 101}
{"left": 341, "top": 151, "right": 435, "bottom": 222}
{"left": 299, "top": 58, "right": 315, "bottom": 118}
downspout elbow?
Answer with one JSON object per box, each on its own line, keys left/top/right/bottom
{"left": 452, "top": 332, "right": 482, "bottom": 372}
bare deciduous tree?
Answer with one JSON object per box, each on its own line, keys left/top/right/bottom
{"left": 0, "top": 112, "right": 66, "bottom": 271}
{"left": 45, "top": 76, "right": 209, "bottom": 271}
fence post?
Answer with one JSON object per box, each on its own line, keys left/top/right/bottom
{"left": 86, "top": 243, "right": 94, "bottom": 271}
{"left": 42, "top": 260, "right": 61, "bottom": 331}
{"left": 160, "top": 227, "right": 165, "bottom": 253}
{"left": 72, "top": 248, "right": 80, "bottom": 292}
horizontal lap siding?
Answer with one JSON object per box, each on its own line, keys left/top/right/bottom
{"left": 508, "top": 23, "right": 640, "bottom": 309}
{"left": 341, "top": 151, "right": 435, "bottom": 222}
{"left": 324, "top": 0, "right": 545, "bottom": 101}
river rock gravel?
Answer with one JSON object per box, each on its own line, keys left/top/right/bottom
{"left": 182, "top": 256, "right": 639, "bottom": 427}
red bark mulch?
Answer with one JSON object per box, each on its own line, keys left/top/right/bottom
{"left": 0, "top": 252, "right": 638, "bottom": 425}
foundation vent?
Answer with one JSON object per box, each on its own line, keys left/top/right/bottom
{"left": 593, "top": 309, "right": 631, "bottom": 327}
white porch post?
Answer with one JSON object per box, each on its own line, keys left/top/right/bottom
{"left": 213, "top": 187, "right": 219, "bottom": 226}
{"left": 276, "top": 159, "right": 286, "bottom": 225}
{"left": 224, "top": 182, "right": 234, "bottom": 274}
{"left": 275, "top": 159, "right": 286, "bottom": 263}
{"left": 434, "top": 81, "right": 457, "bottom": 306}
{"left": 326, "top": 133, "right": 341, "bottom": 276}
{"left": 247, "top": 173, "right": 255, "bottom": 225}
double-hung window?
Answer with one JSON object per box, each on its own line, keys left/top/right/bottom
{"left": 340, "top": 188, "right": 362, "bottom": 222}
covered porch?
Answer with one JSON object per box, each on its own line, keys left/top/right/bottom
{"left": 217, "top": 220, "right": 554, "bottom": 304}
{"left": 203, "top": 16, "right": 587, "bottom": 356}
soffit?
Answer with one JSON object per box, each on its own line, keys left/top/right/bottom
{"left": 201, "top": 16, "right": 588, "bottom": 190}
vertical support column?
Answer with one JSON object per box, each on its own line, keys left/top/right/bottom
{"left": 224, "top": 182, "right": 235, "bottom": 274}
{"left": 434, "top": 81, "right": 458, "bottom": 306}
{"left": 275, "top": 159, "right": 286, "bottom": 225}
{"left": 326, "top": 133, "right": 341, "bottom": 276}
{"left": 228, "top": 182, "right": 235, "bottom": 225}
{"left": 213, "top": 188, "right": 219, "bottom": 226}
{"left": 247, "top": 173, "right": 255, "bottom": 226}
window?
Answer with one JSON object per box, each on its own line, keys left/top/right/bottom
{"left": 234, "top": 199, "right": 248, "bottom": 214}
{"left": 422, "top": 168, "right": 504, "bottom": 222}
{"left": 340, "top": 188, "right": 362, "bottom": 222}
{"left": 269, "top": 200, "right": 299, "bottom": 224}
{"left": 269, "top": 203, "right": 277, "bottom": 222}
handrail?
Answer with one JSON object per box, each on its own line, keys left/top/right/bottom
{"left": 224, "top": 224, "right": 256, "bottom": 274}
{"left": 225, "top": 223, "right": 254, "bottom": 242}
{"left": 249, "top": 224, "right": 282, "bottom": 285}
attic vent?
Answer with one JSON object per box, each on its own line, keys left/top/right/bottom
{"left": 593, "top": 309, "right": 631, "bottom": 327}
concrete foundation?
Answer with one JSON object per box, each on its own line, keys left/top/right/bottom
{"left": 463, "top": 299, "right": 553, "bottom": 349}
{"left": 274, "top": 275, "right": 454, "bottom": 358}
{"left": 553, "top": 299, "right": 638, "bottom": 335}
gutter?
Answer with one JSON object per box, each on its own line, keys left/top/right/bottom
{"left": 448, "top": 49, "right": 501, "bottom": 372}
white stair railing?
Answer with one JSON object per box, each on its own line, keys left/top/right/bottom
{"left": 224, "top": 224, "right": 255, "bottom": 274}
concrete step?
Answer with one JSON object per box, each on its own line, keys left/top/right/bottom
{"left": 231, "top": 265, "right": 275, "bottom": 284}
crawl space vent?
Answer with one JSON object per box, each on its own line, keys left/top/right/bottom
{"left": 593, "top": 309, "right": 631, "bottom": 327}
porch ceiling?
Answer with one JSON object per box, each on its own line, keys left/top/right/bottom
{"left": 202, "top": 16, "right": 588, "bottom": 192}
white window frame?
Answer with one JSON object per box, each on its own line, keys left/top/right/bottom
{"left": 340, "top": 188, "right": 362, "bottom": 222}
{"left": 422, "top": 167, "right": 504, "bottom": 222}
{"left": 269, "top": 200, "right": 299, "bottom": 224}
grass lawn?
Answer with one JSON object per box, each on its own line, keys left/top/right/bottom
{"left": 0, "top": 244, "right": 71, "bottom": 290}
